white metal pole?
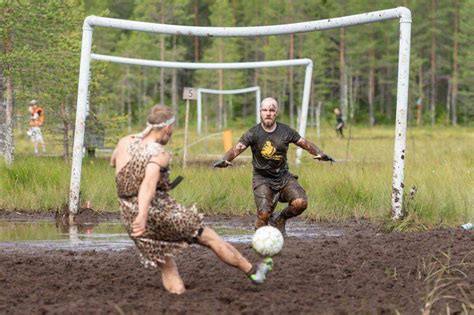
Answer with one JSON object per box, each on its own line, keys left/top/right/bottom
{"left": 92, "top": 54, "right": 311, "bottom": 70}
{"left": 197, "top": 89, "right": 202, "bottom": 134}
{"left": 85, "top": 9, "right": 402, "bottom": 37}
{"left": 391, "top": 7, "right": 412, "bottom": 219}
{"left": 69, "top": 24, "right": 93, "bottom": 216}
{"left": 296, "top": 61, "right": 314, "bottom": 164}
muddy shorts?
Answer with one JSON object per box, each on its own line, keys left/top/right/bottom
{"left": 252, "top": 174, "right": 307, "bottom": 214}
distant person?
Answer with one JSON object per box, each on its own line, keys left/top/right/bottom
{"left": 334, "top": 108, "right": 345, "bottom": 138}
{"left": 27, "top": 100, "right": 46, "bottom": 154}
{"left": 213, "top": 97, "right": 334, "bottom": 235}
{"left": 415, "top": 97, "right": 423, "bottom": 126}
{"left": 111, "top": 104, "right": 273, "bottom": 294}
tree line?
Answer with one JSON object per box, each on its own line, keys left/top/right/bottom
{"left": 1, "top": 0, "right": 473, "bottom": 163}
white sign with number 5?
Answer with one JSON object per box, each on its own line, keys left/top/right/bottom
{"left": 182, "top": 87, "right": 197, "bottom": 100}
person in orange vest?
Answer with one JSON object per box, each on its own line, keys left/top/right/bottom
{"left": 27, "top": 99, "right": 46, "bottom": 154}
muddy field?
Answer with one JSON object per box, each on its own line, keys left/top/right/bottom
{"left": 0, "top": 213, "right": 472, "bottom": 314}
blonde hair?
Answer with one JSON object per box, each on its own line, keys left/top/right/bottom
{"left": 147, "top": 104, "right": 174, "bottom": 125}
{"left": 137, "top": 104, "right": 175, "bottom": 138}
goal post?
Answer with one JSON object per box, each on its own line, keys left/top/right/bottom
{"left": 89, "top": 54, "right": 313, "bottom": 160}
{"left": 196, "top": 86, "right": 261, "bottom": 134}
{"left": 70, "top": 7, "right": 412, "bottom": 221}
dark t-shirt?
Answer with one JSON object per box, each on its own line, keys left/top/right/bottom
{"left": 336, "top": 113, "right": 344, "bottom": 124}
{"left": 240, "top": 123, "right": 301, "bottom": 187}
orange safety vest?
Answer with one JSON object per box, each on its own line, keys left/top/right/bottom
{"left": 30, "top": 106, "right": 45, "bottom": 127}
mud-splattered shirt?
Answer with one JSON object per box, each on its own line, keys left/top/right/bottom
{"left": 240, "top": 123, "right": 301, "bottom": 188}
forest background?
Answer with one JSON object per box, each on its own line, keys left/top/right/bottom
{"left": 1, "top": 0, "right": 473, "bottom": 162}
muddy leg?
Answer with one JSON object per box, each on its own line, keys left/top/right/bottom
{"left": 197, "top": 227, "right": 252, "bottom": 274}
{"left": 253, "top": 183, "right": 277, "bottom": 229}
{"left": 280, "top": 198, "right": 307, "bottom": 220}
{"left": 255, "top": 210, "right": 272, "bottom": 229}
{"left": 273, "top": 198, "right": 307, "bottom": 235}
{"left": 272, "top": 177, "right": 308, "bottom": 234}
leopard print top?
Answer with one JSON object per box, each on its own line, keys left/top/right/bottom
{"left": 116, "top": 137, "right": 203, "bottom": 267}
{"left": 116, "top": 138, "right": 170, "bottom": 198}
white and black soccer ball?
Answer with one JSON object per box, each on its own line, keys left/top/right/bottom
{"left": 252, "top": 226, "right": 284, "bottom": 257}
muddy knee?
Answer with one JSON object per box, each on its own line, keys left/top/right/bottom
{"left": 255, "top": 210, "right": 271, "bottom": 229}
{"left": 291, "top": 198, "right": 307, "bottom": 214}
{"left": 292, "top": 198, "right": 307, "bottom": 211}
{"left": 287, "top": 198, "right": 307, "bottom": 217}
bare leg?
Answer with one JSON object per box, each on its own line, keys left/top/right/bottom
{"left": 197, "top": 227, "right": 252, "bottom": 274}
{"left": 159, "top": 257, "right": 186, "bottom": 294}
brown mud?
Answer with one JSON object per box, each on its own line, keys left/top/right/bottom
{"left": 0, "top": 212, "right": 472, "bottom": 314}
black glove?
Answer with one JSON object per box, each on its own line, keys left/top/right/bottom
{"left": 213, "top": 159, "right": 232, "bottom": 168}
{"left": 314, "top": 153, "right": 335, "bottom": 163}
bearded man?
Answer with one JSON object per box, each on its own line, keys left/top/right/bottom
{"left": 213, "top": 97, "right": 334, "bottom": 235}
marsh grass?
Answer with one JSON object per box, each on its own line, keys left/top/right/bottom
{"left": 1, "top": 126, "right": 472, "bottom": 227}
{"left": 420, "top": 250, "right": 474, "bottom": 314}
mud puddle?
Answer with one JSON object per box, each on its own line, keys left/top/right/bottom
{"left": 0, "top": 218, "right": 342, "bottom": 252}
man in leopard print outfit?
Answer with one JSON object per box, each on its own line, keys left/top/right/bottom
{"left": 111, "top": 104, "right": 272, "bottom": 294}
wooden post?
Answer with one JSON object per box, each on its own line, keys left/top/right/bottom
{"left": 183, "top": 99, "right": 190, "bottom": 168}
{"left": 182, "top": 87, "right": 197, "bottom": 168}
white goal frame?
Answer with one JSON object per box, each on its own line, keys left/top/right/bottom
{"left": 70, "top": 7, "right": 412, "bottom": 220}
{"left": 196, "top": 86, "right": 261, "bottom": 134}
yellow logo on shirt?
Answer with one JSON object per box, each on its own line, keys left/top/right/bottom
{"left": 261, "top": 141, "right": 282, "bottom": 160}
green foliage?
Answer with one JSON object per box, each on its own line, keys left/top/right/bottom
{"left": 3, "top": 0, "right": 472, "bottom": 166}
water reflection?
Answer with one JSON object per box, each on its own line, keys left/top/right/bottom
{"left": 0, "top": 219, "right": 342, "bottom": 252}
{"left": 69, "top": 224, "right": 79, "bottom": 243}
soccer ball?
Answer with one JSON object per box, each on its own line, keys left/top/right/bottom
{"left": 252, "top": 226, "right": 284, "bottom": 257}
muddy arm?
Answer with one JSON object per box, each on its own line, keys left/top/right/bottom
{"left": 213, "top": 142, "right": 248, "bottom": 168}
{"left": 295, "top": 138, "right": 335, "bottom": 162}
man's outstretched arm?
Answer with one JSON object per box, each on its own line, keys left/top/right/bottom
{"left": 213, "top": 142, "right": 248, "bottom": 168}
{"left": 295, "top": 138, "right": 335, "bottom": 162}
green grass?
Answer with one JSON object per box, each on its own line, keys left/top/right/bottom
{"left": 1, "top": 126, "right": 473, "bottom": 228}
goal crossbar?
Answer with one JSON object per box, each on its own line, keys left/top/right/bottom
{"left": 197, "top": 86, "right": 261, "bottom": 133}
{"left": 70, "top": 7, "right": 412, "bottom": 220}
{"left": 91, "top": 53, "right": 313, "bottom": 136}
